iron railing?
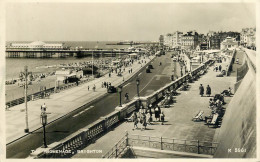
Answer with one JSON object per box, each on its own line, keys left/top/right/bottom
{"left": 102, "top": 133, "right": 218, "bottom": 158}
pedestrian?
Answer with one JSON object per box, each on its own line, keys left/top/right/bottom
{"left": 88, "top": 86, "right": 90, "bottom": 91}
{"left": 93, "top": 84, "right": 96, "bottom": 92}
{"left": 199, "top": 84, "right": 204, "bottom": 97}
{"left": 41, "top": 103, "right": 47, "bottom": 112}
{"left": 236, "top": 58, "right": 239, "bottom": 64}
{"left": 146, "top": 109, "right": 151, "bottom": 124}
{"left": 104, "top": 82, "right": 107, "bottom": 88}
{"left": 131, "top": 68, "right": 132, "bottom": 73}
{"left": 101, "top": 82, "right": 104, "bottom": 88}
{"left": 141, "top": 113, "right": 147, "bottom": 130}
{"left": 214, "top": 65, "right": 217, "bottom": 71}
{"left": 132, "top": 112, "right": 138, "bottom": 130}
{"left": 219, "top": 65, "right": 222, "bottom": 72}
{"left": 154, "top": 106, "right": 160, "bottom": 121}
{"left": 206, "top": 85, "right": 211, "bottom": 97}
{"left": 125, "top": 92, "right": 129, "bottom": 102}
{"left": 160, "top": 111, "right": 165, "bottom": 125}
{"left": 171, "top": 75, "right": 174, "bottom": 81}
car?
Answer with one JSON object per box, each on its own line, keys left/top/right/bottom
{"left": 148, "top": 64, "right": 153, "bottom": 69}
{"left": 146, "top": 67, "right": 151, "bottom": 73}
{"left": 172, "top": 57, "right": 177, "bottom": 61}
{"left": 107, "top": 86, "right": 117, "bottom": 93}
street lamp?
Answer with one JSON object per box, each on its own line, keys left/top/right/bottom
{"left": 190, "top": 60, "right": 192, "bottom": 72}
{"left": 136, "top": 77, "right": 140, "bottom": 97}
{"left": 20, "top": 65, "right": 32, "bottom": 133}
{"left": 118, "top": 85, "right": 122, "bottom": 107}
{"left": 40, "top": 110, "right": 48, "bottom": 148}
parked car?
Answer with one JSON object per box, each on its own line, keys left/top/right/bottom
{"left": 146, "top": 67, "right": 151, "bottom": 73}
{"left": 148, "top": 64, "right": 153, "bottom": 69}
{"left": 107, "top": 86, "right": 117, "bottom": 93}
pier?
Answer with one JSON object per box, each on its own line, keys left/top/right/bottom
{"left": 5, "top": 49, "right": 138, "bottom": 58}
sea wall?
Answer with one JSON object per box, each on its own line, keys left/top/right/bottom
{"left": 214, "top": 67, "right": 256, "bottom": 158}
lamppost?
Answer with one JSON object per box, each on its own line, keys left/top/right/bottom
{"left": 136, "top": 77, "right": 140, "bottom": 97}
{"left": 118, "top": 85, "right": 122, "bottom": 107}
{"left": 92, "top": 42, "right": 99, "bottom": 78}
{"left": 40, "top": 110, "right": 48, "bottom": 148}
{"left": 20, "top": 66, "right": 32, "bottom": 133}
{"left": 190, "top": 60, "right": 192, "bottom": 72}
{"left": 181, "top": 66, "right": 183, "bottom": 77}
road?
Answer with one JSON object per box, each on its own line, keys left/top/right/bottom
{"left": 6, "top": 52, "right": 180, "bottom": 158}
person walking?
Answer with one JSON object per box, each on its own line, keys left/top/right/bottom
{"left": 206, "top": 85, "right": 211, "bottom": 97}
{"left": 88, "top": 86, "right": 90, "bottom": 91}
{"left": 219, "top": 65, "right": 222, "bottom": 72}
{"left": 93, "top": 84, "right": 96, "bottom": 92}
{"left": 132, "top": 112, "right": 138, "bottom": 130}
{"left": 199, "top": 84, "right": 204, "bottom": 97}
{"left": 141, "top": 113, "right": 147, "bottom": 130}
{"left": 154, "top": 106, "right": 160, "bottom": 121}
{"left": 160, "top": 111, "right": 165, "bottom": 125}
{"left": 41, "top": 103, "right": 47, "bottom": 112}
{"left": 146, "top": 109, "right": 152, "bottom": 125}
{"left": 125, "top": 93, "right": 129, "bottom": 102}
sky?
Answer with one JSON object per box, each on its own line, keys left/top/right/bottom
{"left": 6, "top": 2, "right": 256, "bottom": 42}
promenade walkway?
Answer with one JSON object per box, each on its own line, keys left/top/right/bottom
{"left": 6, "top": 55, "right": 154, "bottom": 144}
{"left": 72, "top": 56, "right": 237, "bottom": 158}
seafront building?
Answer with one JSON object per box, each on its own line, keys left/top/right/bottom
{"left": 220, "top": 37, "right": 239, "bottom": 50}
{"left": 240, "top": 27, "right": 256, "bottom": 49}
{"left": 181, "top": 31, "right": 199, "bottom": 50}
{"left": 163, "top": 33, "right": 174, "bottom": 48}
{"left": 8, "top": 41, "right": 65, "bottom": 49}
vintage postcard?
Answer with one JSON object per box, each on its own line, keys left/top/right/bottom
{"left": 0, "top": 0, "right": 258, "bottom": 161}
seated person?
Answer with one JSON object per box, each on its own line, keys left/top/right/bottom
{"left": 209, "top": 98, "right": 215, "bottom": 108}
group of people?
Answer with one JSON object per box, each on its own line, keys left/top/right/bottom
{"left": 205, "top": 93, "right": 226, "bottom": 123}
{"left": 129, "top": 104, "right": 166, "bottom": 131}
{"left": 101, "top": 81, "right": 112, "bottom": 89}
{"left": 213, "top": 64, "right": 222, "bottom": 72}
{"left": 199, "top": 84, "right": 212, "bottom": 97}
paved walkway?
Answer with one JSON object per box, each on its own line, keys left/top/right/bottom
{"left": 6, "top": 55, "right": 155, "bottom": 144}
{"left": 72, "top": 56, "right": 237, "bottom": 158}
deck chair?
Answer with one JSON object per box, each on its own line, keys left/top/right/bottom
{"left": 192, "top": 110, "right": 204, "bottom": 121}
{"left": 207, "top": 113, "right": 219, "bottom": 127}
{"left": 125, "top": 113, "right": 135, "bottom": 122}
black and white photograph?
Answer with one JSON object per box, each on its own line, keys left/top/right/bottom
{"left": 1, "top": 0, "right": 258, "bottom": 160}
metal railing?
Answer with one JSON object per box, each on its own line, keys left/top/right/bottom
{"left": 6, "top": 78, "right": 92, "bottom": 109}
{"left": 102, "top": 133, "right": 218, "bottom": 158}
{"left": 102, "top": 134, "right": 128, "bottom": 158}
